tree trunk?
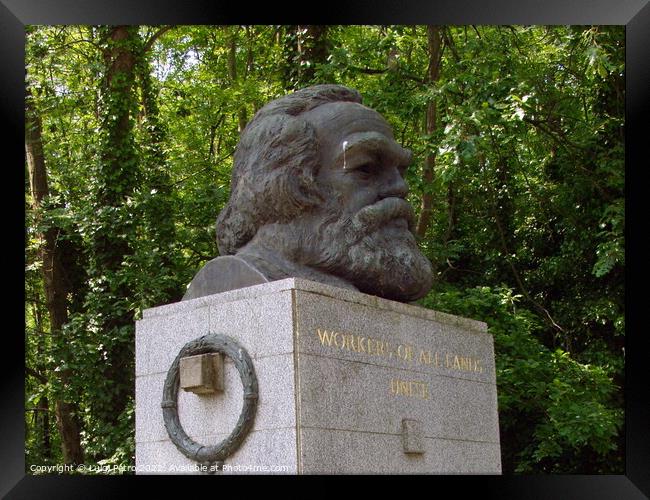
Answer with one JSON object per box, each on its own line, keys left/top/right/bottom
{"left": 41, "top": 396, "right": 51, "bottom": 459}
{"left": 282, "top": 25, "right": 330, "bottom": 90}
{"left": 137, "top": 33, "right": 180, "bottom": 304}
{"left": 92, "top": 25, "right": 140, "bottom": 425}
{"left": 227, "top": 27, "right": 248, "bottom": 133}
{"left": 32, "top": 298, "right": 52, "bottom": 460}
{"left": 25, "top": 85, "right": 84, "bottom": 465}
{"left": 443, "top": 181, "right": 457, "bottom": 244}
{"left": 415, "top": 26, "right": 443, "bottom": 239}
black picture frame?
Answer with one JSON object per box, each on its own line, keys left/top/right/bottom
{"left": 5, "top": 1, "right": 648, "bottom": 497}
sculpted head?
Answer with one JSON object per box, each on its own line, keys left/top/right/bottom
{"left": 215, "top": 84, "right": 433, "bottom": 302}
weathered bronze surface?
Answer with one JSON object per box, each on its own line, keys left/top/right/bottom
{"left": 184, "top": 84, "right": 433, "bottom": 303}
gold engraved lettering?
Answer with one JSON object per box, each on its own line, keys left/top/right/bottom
{"left": 397, "top": 344, "right": 414, "bottom": 361}
{"left": 418, "top": 349, "right": 432, "bottom": 365}
{"left": 366, "top": 338, "right": 375, "bottom": 355}
{"left": 316, "top": 328, "right": 485, "bottom": 375}
{"left": 389, "top": 377, "right": 430, "bottom": 400}
{"left": 343, "top": 333, "right": 354, "bottom": 351}
{"left": 316, "top": 328, "right": 330, "bottom": 346}
{"left": 443, "top": 352, "right": 485, "bottom": 373}
{"left": 317, "top": 329, "right": 335, "bottom": 347}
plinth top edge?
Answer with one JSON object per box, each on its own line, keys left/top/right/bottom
{"left": 141, "top": 278, "right": 488, "bottom": 334}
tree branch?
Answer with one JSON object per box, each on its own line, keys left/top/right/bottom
{"left": 522, "top": 116, "right": 613, "bottom": 201}
{"left": 27, "top": 367, "right": 48, "bottom": 385}
{"left": 143, "top": 26, "right": 175, "bottom": 53}
{"left": 482, "top": 164, "right": 565, "bottom": 334}
{"left": 348, "top": 65, "right": 426, "bottom": 85}
{"left": 441, "top": 27, "right": 460, "bottom": 63}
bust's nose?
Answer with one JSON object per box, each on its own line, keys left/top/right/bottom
{"left": 380, "top": 166, "right": 409, "bottom": 199}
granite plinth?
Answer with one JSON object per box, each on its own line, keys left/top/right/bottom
{"left": 135, "top": 278, "right": 501, "bottom": 474}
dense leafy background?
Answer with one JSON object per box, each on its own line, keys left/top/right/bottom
{"left": 25, "top": 25, "right": 624, "bottom": 473}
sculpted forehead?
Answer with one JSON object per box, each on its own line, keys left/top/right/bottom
{"left": 301, "top": 102, "right": 395, "bottom": 147}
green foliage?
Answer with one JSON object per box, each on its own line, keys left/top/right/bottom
{"left": 25, "top": 25, "right": 624, "bottom": 474}
{"left": 421, "top": 286, "right": 622, "bottom": 472}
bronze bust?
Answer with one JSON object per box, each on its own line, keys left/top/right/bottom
{"left": 184, "top": 84, "right": 433, "bottom": 303}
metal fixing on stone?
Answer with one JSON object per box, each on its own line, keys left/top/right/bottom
{"left": 161, "top": 333, "right": 258, "bottom": 467}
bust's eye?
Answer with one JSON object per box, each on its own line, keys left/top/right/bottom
{"left": 355, "top": 163, "right": 375, "bottom": 177}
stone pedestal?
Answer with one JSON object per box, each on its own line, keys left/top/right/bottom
{"left": 135, "top": 278, "right": 501, "bottom": 474}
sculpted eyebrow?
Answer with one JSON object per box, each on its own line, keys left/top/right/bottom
{"left": 336, "top": 133, "right": 412, "bottom": 168}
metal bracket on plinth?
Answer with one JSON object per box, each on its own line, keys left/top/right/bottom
{"left": 161, "top": 333, "right": 258, "bottom": 473}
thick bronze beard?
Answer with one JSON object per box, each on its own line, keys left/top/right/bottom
{"left": 243, "top": 198, "right": 434, "bottom": 302}
{"left": 344, "top": 228, "right": 433, "bottom": 301}
{"left": 305, "top": 198, "right": 434, "bottom": 302}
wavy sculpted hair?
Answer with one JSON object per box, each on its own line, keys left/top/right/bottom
{"left": 215, "top": 84, "right": 363, "bottom": 256}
